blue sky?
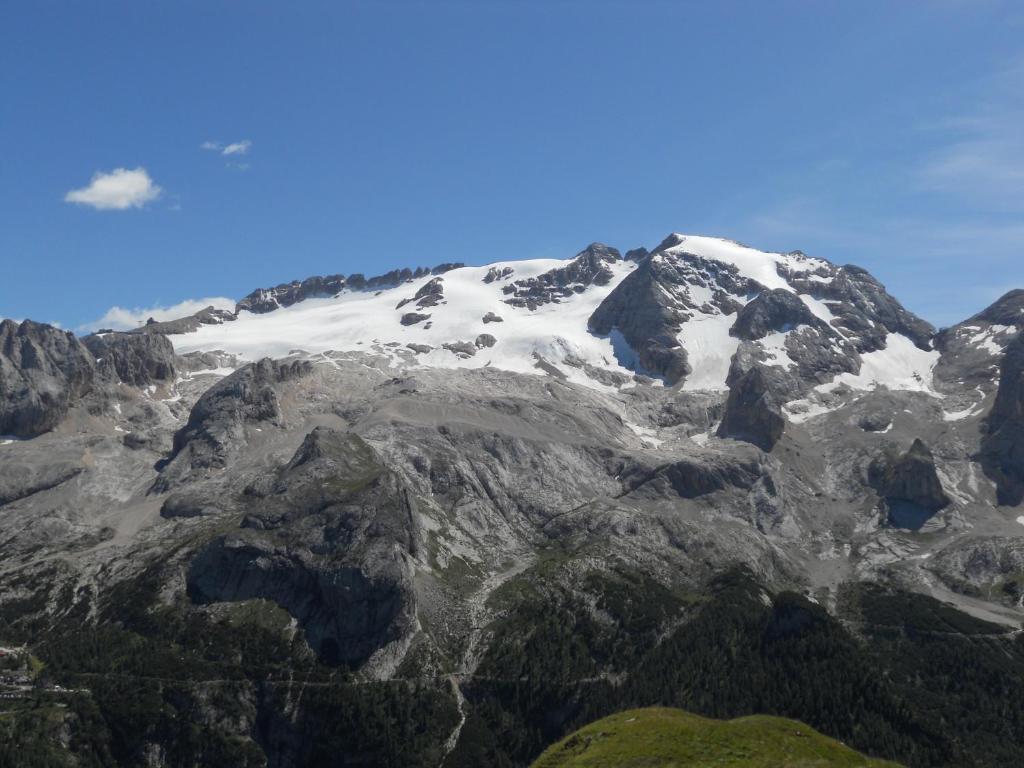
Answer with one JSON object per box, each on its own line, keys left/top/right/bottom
{"left": 2, "top": 1, "right": 1022, "bottom": 330}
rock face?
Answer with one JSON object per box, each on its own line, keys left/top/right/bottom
{"left": 238, "top": 274, "right": 349, "bottom": 314}
{"left": 400, "top": 312, "right": 430, "bottom": 326}
{"left": 83, "top": 331, "right": 177, "bottom": 386}
{"left": 121, "top": 305, "right": 237, "bottom": 335}
{"left": 443, "top": 341, "right": 476, "bottom": 358}
{"left": 0, "top": 319, "right": 96, "bottom": 437}
{"left": 980, "top": 334, "right": 1024, "bottom": 505}
{"left": 784, "top": 264, "right": 935, "bottom": 353}
{"left": 153, "top": 358, "right": 313, "bottom": 491}
{"left": 934, "top": 290, "right": 1024, "bottom": 395}
{"left": 870, "top": 438, "right": 950, "bottom": 528}
{"left": 483, "top": 266, "right": 514, "bottom": 284}
{"left": 587, "top": 252, "right": 692, "bottom": 385}
{"left": 186, "top": 428, "right": 418, "bottom": 667}
{"left": 397, "top": 277, "right": 445, "bottom": 310}
{"left": 966, "top": 288, "right": 1024, "bottom": 326}
{"left": 503, "top": 243, "right": 621, "bottom": 309}
{"left": 730, "top": 289, "right": 820, "bottom": 341}
{"left": 236, "top": 263, "right": 465, "bottom": 315}
{"left": 0, "top": 458, "right": 83, "bottom": 506}
{"left": 716, "top": 366, "right": 785, "bottom": 451}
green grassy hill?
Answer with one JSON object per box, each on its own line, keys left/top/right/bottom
{"left": 531, "top": 707, "right": 903, "bottom": 768}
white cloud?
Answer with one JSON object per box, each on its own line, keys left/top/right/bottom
{"left": 65, "top": 167, "right": 162, "bottom": 210}
{"left": 222, "top": 140, "right": 252, "bottom": 156}
{"left": 201, "top": 139, "right": 253, "bottom": 156}
{"left": 81, "top": 297, "right": 236, "bottom": 332}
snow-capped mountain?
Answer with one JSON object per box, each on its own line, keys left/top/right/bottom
{"left": 3, "top": 230, "right": 1024, "bottom": 767}
{"left": 159, "top": 234, "right": 939, "bottom": 403}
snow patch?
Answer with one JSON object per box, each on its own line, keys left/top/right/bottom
{"left": 678, "top": 311, "right": 740, "bottom": 391}
{"left": 818, "top": 334, "right": 940, "bottom": 395}
{"left": 173, "top": 259, "right": 640, "bottom": 387}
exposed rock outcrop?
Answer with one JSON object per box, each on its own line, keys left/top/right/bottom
{"left": 980, "top": 334, "right": 1024, "bottom": 505}
{"left": 124, "top": 305, "right": 237, "bottom": 335}
{"left": 0, "top": 458, "right": 83, "bottom": 506}
{"left": 443, "top": 341, "right": 476, "bottom": 358}
{"left": 237, "top": 263, "right": 465, "bottom": 315}
{"left": 397, "top": 277, "right": 445, "bottom": 310}
{"left": 84, "top": 331, "right": 176, "bottom": 386}
{"left": 730, "top": 289, "right": 820, "bottom": 341}
{"left": 618, "top": 452, "right": 764, "bottom": 500}
{"left": 587, "top": 254, "right": 691, "bottom": 385}
{"left": 400, "top": 312, "right": 431, "bottom": 326}
{"left": 186, "top": 428, "right": 419, "bottom": 667}
{"left": 504, "top": 243, "right": 621, "bottom": 309}
{"left": 0, "top": 319, "right": 97, "bottom": 438}
{"left": 717, "top": 366, "right": 785, "bottom": 451}
{"left": 483, "top": 266, "right": 514, "bottom": 284}
{"left": 791, "top": 265, "right": 935, "bottom": 353}
{"left": 153, "top": 358, "right": 313, "bottom": 491}
{"left": 870, "top": 438, "right": 950, "bottom": 528}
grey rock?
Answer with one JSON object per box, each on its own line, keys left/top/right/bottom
{"left": 482, "top": 312, "right": 504, "bottom": 324}
{"left": 858, "top": 411, "right": 892, "bottom": 432}
{"left": 0, "top": 458, "right": 82, "bottom": 506}
{"left": 870, "top": 438, "right": 950, "bottom": 528}
{"left": 161, "top": 492, "right": 222, "bottom": 519}
{"left": 405, "top": 343, "right": 433, "bottom": 355}
{"left": 964, "top": 289, "right": 1024, "bottom": 327}
{"left": 717, "top": 366, "right": 785, "bottom": 451}
{"left": 504, "top": 243, "right": 621, "bottom": 309}
{"left": 619, "top": 452, "right": 764, "bottom": 499}
{"left": 400, "top": 312, "right": 431, "bottom": 326}
{"left": 236, "top": 263, "right": 462, "bottom": 315}
{"left": 0, "top": 319, "right": 96, "bottom": 438}
{"left": 474, "top": 333, "right": 497, "bottom": 349}
{"left": 443, "top": 341, "right": 477, "bottom": 358}
{"left": 413, "top": 277, "right": 444, "bottom": 308}
{"left": 126, "top": 305, "right": 237, "bottom": 335}
{"left": 562, "top": 355, "right": 633, "bottom": 388}
{"left": 980, "top": 333, "right": 1024, "bottom": 505}
{"left": 84, "top": 331, "right": 176, "bottom": 386}
{"left": 730, "top": 289, "right": 820, "bottom": 341}
{"left": 624, "top": 247, "right": 649, "bottom": 261}
{"left": 153, "top": 358, "right": 313, "bottom": 491}
{"left": 238, "top": 274, "right": 348, "bottom": 314}
{"left": 186, "top": 428, "right": 418, "bottom": 666}
{"left": 790, "top": 264, "right": 935, "bottom": 353}
{"left": 483, "top": 266, "right": 514, "bottom": 284}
